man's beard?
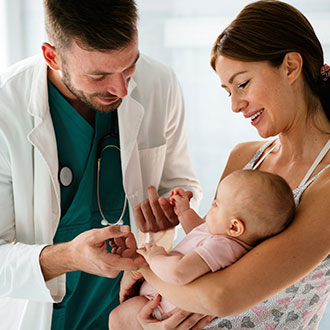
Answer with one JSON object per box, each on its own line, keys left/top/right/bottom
{"left": 60, "top": 67, "right": 122, "bottom": 113}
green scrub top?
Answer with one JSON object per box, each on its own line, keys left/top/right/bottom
{"left": 48, "top": 81, "right": 130, "bottom": 330}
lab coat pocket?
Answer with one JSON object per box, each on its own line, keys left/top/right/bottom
{"left": 138, "top": 144, "right": 166, "bottom": 195}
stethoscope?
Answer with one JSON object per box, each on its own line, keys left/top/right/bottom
{"left": 59, "top": 110, "right": 127, "bottom": 226}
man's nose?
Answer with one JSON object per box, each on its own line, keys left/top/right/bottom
{"left": 107, "top": 73, "right": 128, "bottom": 98}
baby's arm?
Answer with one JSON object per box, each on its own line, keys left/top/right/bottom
{"left": 137, "top": 243, "right": 210, "bottom": 286}
{"left": 170, "top": 187, "right": 204, "bottom": 234}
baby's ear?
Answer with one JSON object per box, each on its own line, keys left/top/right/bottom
{"left": 227, "top": 218, "right": 245, "bottom": 237}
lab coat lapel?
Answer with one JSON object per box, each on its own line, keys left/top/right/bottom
{"left": 26, "top": 62, "right": 61, "bottom": 237}
{"left": 118, "top": 78, "right": 144, "bottom": 207}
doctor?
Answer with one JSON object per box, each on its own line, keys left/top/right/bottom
{"left": 0, "top": 0, "right": 202, "bottom": 329}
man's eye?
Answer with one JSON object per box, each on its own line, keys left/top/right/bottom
{"left": 90, "top": 76, "right": 105, "bottom": 81}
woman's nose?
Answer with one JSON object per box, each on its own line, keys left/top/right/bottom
{"left": 231, "top": 95, "right": 248, "bottom": 113}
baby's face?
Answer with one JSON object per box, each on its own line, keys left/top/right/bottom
{"left": 205, "top": 179, "right": 234, "bottom": 235}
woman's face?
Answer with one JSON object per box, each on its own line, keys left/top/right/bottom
{"left": 215, "top": 55, "right": 296, "bottom": 138}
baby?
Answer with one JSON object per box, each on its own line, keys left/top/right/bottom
{"left": 109, "top": 169, "right": 295, "bottom": 329}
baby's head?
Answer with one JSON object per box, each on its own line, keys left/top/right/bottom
{"left": 205, "top": 169, "right": 295, "bottom": 245}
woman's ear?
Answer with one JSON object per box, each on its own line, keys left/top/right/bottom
{"left": 283, "top": 52, "right": 303, "bottom": 85}
{"left": 227, "top": 218, "right": 245, "bottom": 237}
{"left": 41, "top": 42, "right": 60, "bottom": 71}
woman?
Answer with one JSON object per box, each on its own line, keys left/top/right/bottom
{"left": 130, "top": 0, "right": 330, "bottom": 328}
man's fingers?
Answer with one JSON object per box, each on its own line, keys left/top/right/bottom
{"left": 103, "top": 253, "right": 145, "bottom": 273}
{"left": 147, "top": 186, "right": 168, "bottom": 230}
{"left": 91, "top": 225, "right": 131, "bottom": 244}
{"left": 134, "top": 186, "right": 184, "bottom": 233}
{"left": 133, "top": 205, "right": 148, "bottom": 232}
{"left": 159, "top": 197, "right": 179, "bottom": 226}
{"left": 135, "top": 200, "right": 158, "bottom": 232}
{"left": 140, "top": 198, "right": 158, "bottom": 232}
{"left": 186, "top": 190, "right": 193, "bottom": 200}
{"left": 124, "top": 232, "right": 138, "bottom": 250}
{"left": 113, "top": 236, "right": 126, "bottom": 249}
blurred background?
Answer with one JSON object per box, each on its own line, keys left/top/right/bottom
{"left": 0, "top": 0, "right": 329, "bottom": 327}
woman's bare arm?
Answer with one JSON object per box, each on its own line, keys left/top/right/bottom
{"left": 140, "top": 142, "right": 330, "bottom": 316}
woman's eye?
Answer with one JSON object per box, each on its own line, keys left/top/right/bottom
{"left": 224, "top": 89, "right": 232, "bottom": 97}
{"left": 238, "top": 80, "right": 249, "bottom": 89}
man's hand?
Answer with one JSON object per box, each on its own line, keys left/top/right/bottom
{"left": 40, "top": 225, "right": 145, "bottom": 281}
{"left": 109, "top": 229, "right": 141, "bottom": 259}
{"left": 137, "top": 243, "right": 168, "bottom": 264}
{"left": 134, "top": 186, "right": 193, "bottom": 233}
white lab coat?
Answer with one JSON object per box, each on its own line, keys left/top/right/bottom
{"left": 0, "top": 54, "right": 202, "bottom": 330}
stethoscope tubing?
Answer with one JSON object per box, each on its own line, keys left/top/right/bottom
{"left": 97, "top": 144, "right": 127, "bottom": 226}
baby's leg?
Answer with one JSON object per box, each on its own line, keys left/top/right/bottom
{"left": 108, "top": 296, "right": 149, "bottom": 330}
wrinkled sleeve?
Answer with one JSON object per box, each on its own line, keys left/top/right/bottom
{"left": 0, "top": 132, "right": 61, "bottom": 302}
{"left": 159, "top": 69, "right": 202, "bottom": 210}
{"left": 138, "top": 68, "right": 202, "bottom": 250}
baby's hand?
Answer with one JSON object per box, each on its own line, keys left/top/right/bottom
{"left": 137, "top": 243, "right": 168, "bottom": 263}
{"left": 169, "top": 187, "right": 190, "bottom": 216}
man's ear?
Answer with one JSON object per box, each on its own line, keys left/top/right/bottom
{"left": 282, "top": 52, "right": 303, "bottom": 85}
{"left": 41, "top": 42, "right": 60, "bottom": 71}
{"left": 227, "top": 218, "right": 245, "bottom": 237}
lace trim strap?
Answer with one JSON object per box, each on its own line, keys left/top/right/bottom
{"left": 293, "top": 163, "right": 330, "bottom": 207}
{"left": 243, "top": 139, "right": 276, "bottom": 170}
{"left": 299, "top": 139, "right": 330, "bottom": 186}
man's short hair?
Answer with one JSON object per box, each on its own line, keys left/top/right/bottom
{"left": 44, "top": 0, "right": 138, "bottom": 51}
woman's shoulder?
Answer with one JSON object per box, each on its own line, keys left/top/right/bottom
{"left": 220, "top": 140, "right": 266, "bottom": 179}
{"left": 231, "top": 140, "right": 265, "bottom": 155}
{"left": 228, "top": 140, "right": 265, "bottom": 166}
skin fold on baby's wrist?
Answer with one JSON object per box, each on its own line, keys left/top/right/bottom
{"left": 177, "top": 207, "right": 193, "bottom": 217}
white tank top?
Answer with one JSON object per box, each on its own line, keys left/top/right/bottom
{"left": 244, "top": 139, "right": 330, "bottom": 207}
{"left": 206, "top": 139, "right": 330, "bottom": 329}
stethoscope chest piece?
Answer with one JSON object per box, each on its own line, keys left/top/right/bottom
{"left": 59, "top": 166, "right": 73, "bottom": 187}
{"left": 101, "top": 218, "right": 124, "bottom": 226}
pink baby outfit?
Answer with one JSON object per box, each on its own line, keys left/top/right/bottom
{"left": 205, "top": 139, "right": 330, "bottom": 330}
{"left": 140, "top": 222, "right": 252, "bottom": 319}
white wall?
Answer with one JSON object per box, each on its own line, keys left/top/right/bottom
{"left": 0, "top": 0, "right": 9, "bottom": 70}
{"left": 0, "top": 0, "right": 330, "bottom": 327}
{"left": 137, "top": 0, "right": 330, "bottom": 218}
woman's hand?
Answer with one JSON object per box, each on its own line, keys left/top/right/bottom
{"left": 137, "top": 295, "right": 214, "bottom": 330}
{"left": 119, "top": 270, "right": 144, "bottom": 303}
